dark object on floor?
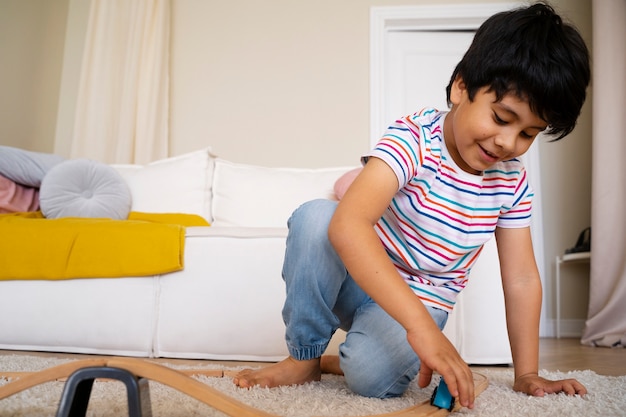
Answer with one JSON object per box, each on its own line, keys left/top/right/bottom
{"left": 565, "top": 227, "right": 591, "bottom": 254}
{"left": 56, "top": 366, "right": 152, "bottom": 417}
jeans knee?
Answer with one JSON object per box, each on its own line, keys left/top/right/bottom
{"left": 338, "top": 303, "right": 423, "bottom": 398}
{"left": 340, "top": 349, "right": 418, "bottom": 398}
{"left": 339, "top": 332, "right": 419, "bottom": 399}
{"left": 288, "top": 199, "right": 337, "bottom": 234}
{"left": 282, "top": 199, "right": 344, "bottom": 287}
{"left": 286, "top": 199, "right": 338, "bottom": 255}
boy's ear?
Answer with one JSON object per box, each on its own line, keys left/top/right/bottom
{"left": 449, "top": 76, "right": 467, "bottom": 105}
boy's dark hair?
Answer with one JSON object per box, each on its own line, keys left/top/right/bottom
{"left": 445, "top": 2, "right": 590, "bottom": 140}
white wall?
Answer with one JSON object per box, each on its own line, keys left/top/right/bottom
{"left": 0, "top": 0, "right": 593, "bottom": 337}
{"left": 0, "top": 0, "right": 69, "bottom": 153}
{"left": 173, "top": 0, "right": 594, "bottom": 337}
{"left": 537, "top": 0, "right": 593, "bottom": 336}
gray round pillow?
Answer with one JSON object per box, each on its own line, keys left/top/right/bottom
{"left": 40, "top": 159, "right": 132, "bottom": 219}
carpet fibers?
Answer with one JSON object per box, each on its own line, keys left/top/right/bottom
{"left": 1, "top": 355, "right": 624, "bottom": 416}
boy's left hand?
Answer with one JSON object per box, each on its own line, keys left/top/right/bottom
{"left": 513, "top": 373, "right": 587, "bottom": 397}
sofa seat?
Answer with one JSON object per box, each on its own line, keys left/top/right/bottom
{"left": 0, "top": 274, "right": 158, "bottom": 357}
{"left": 156, "top": 226, "right": 289, "bottom": 361}
{"left": 0, "top": 227, "right": 291, "bottom": 361}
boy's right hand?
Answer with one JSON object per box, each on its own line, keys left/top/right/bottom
{"left": 409, "top": 329, "right": 475, "bottom": 409}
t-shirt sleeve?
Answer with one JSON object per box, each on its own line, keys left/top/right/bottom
{"left": 497, "top": 166, "right": 534, "bottom": 228}
{"left": 363, "top": 117, "right": 423, "bottom": 190}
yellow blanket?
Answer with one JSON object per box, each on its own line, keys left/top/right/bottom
{"left": 0, "top": 211, "right": 210, "bottom": 281}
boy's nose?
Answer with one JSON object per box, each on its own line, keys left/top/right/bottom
{"left": 494, "top": 132, "right": 516, "bottom": 154}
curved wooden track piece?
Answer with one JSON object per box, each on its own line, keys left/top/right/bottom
{"left": 0, "top": 358, "right": 277, "bottom": 417}
{"left": 0, "top": 358, "right": 487, "bottom": 417}
{"left": 0, "top": 358, "right": 108, "bottom": 399}
{"left": 325, "top": 372, "right": 488, "bottom": 417}
{"left": 0, "top": 366, "right": 231, "bottom": 381}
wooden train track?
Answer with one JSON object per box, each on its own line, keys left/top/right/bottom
{"left": 0, "top": 357, "right": 488, "bottom": 417}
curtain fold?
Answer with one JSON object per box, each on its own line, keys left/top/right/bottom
{"left": 581, "top": 0, "right": 626, "bottom": 347}
{"left": 70, "top": 0, "right": 170, "bottom": 164}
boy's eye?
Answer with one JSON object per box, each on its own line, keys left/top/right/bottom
{"left": 494, "top": 112, "right": 535, "bottom": 139}
{"left": 493, "top": 112, "right": 508, "bottom": 125}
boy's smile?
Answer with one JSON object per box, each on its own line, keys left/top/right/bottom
{"left": 444, "top": 78, "right": 548, "bottom": 175}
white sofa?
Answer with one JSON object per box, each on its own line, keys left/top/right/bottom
{"left": 0, "top": 148, "right": 512, "bottom": 364}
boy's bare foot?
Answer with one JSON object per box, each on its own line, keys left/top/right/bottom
{"left": 320, "top": 355, "right": 343, "bottom": 375}
{"left": 233, "top": 357, "right": 322, "bottom": 389}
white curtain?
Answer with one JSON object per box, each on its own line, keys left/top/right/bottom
{"left": 70, "top": 0, "right": 170, "bottom": 164}
{"left": 581, "top": 0, "right": 626, "bottom": 347}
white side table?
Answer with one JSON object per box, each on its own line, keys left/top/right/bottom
{"left": 555, "top": 251, "right": 591, "bottom": 338}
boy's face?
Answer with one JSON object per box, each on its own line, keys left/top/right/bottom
{"left": 444, "top": 77, "right": 548, "bottom": 175}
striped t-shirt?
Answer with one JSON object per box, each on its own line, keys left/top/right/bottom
{"left": 366, "top": 109, "right": 533, "bottom": 312}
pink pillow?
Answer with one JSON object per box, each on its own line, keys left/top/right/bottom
{"left": 0, "top": 173, "right": 39, "bottom": 213}
{"left": 333, "top": 168, "right": 363, "bottom": 200}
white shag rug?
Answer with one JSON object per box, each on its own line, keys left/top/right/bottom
{"left": 1, "top": 355, "right": 625, "bottom": 417}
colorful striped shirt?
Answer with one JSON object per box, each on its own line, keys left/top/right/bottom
{"left": 366, "top": 109, "right": 533, "bottom": 312}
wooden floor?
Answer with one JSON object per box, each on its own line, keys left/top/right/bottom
{"left": 535, "top": 337, "right": 625, "bottom": 376}
{"left": 1, "top": 338, "right": 624, "bottom": 377}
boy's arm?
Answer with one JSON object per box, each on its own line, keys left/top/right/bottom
{"left": 328, "top": 157, "right": 475, "bottom": 408}
{"left": 495, "top": 226, "right": 587, "bottom": 396}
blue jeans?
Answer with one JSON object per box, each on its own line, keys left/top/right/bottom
{"left": 281, "top": 199, "right": 448, "bottom": 398}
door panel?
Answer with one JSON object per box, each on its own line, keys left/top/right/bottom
{"left": 383, "top": 30, "right": 473, "bottom": 128}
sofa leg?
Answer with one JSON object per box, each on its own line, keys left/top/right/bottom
{"left": 56, "top": 366, "right": 152, "bottom": 417}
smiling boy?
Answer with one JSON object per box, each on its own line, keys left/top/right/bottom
{"left": 234, "top": 2, "right": 590, "bottom": 410}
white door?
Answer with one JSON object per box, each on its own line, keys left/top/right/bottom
{"left": 383, "top": 30, "right": 473, "bottom": 127}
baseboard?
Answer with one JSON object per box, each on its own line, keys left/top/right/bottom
{"left": 541, "top": 318, "right": 586, "bottom": 338}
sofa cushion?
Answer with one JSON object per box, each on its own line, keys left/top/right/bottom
{"left": 112, "top": 148, "right": 214, "bottom": 221}
{"left": 40, "top": 159, "right": 132, "bottom": 220}
{"left": 0, "top": 145, "right": 65, "bottom": 188}
{"left": 211, "top": 159, "right": 355, "bottom": 227}
{"left": 334, "top": 167, "right": 363, "bottom": 200}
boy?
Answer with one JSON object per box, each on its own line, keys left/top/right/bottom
{"left": 234, "top": 2, "right": 590, "bottom": 410}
